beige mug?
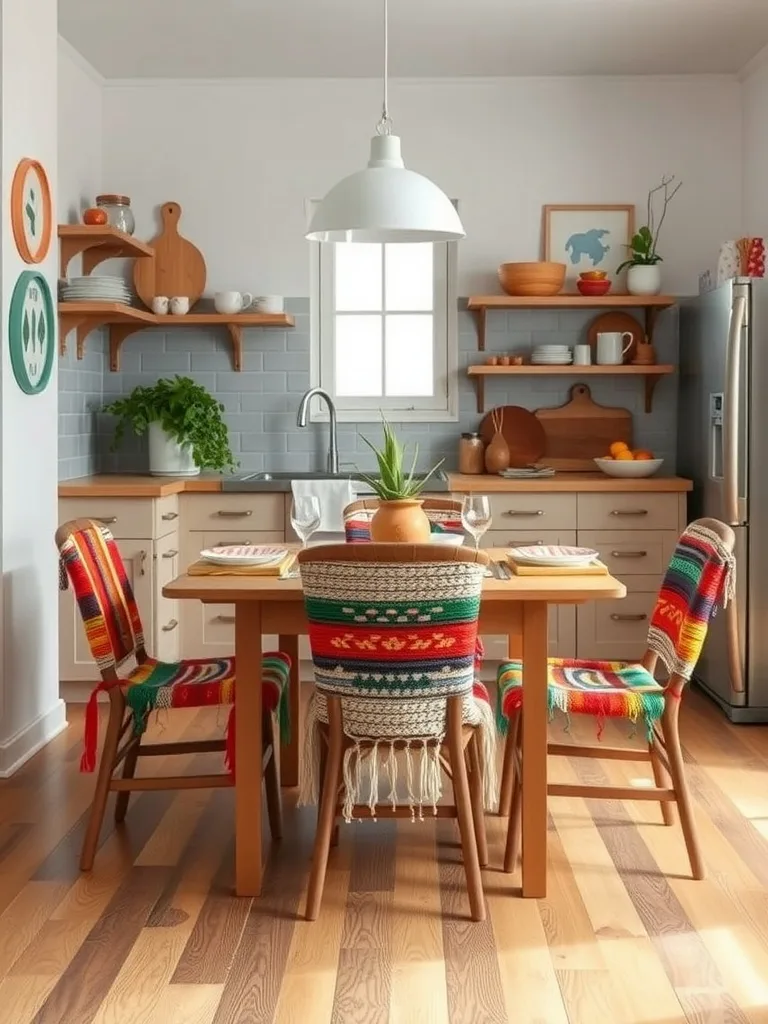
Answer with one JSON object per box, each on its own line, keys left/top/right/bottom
{"left": 596, "top": 331, "right": 633, "bottom": 365}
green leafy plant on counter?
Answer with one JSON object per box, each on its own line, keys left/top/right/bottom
{"left": 104, "top": 375, "right": 237, "bottom": 472}
{"left": 616, "top": 174, "right": 682, "bottom": 272}
{"left": 358, "top": 415, "right": 443, "bottom": 500}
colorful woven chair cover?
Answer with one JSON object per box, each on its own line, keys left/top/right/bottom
{"left": 342, "top": 499, "right": 464, "bottom": 544}
{"left": 299, "top": 553, "right": 497, "bottom": 818}
{"left": 497, "top": 520, "right": 736, "bottom": 740}
{"left": 58, "top": 520, "right": 291, "bottom": 772}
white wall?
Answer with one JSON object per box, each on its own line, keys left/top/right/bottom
{"left": 742, "top": 55, "right": 768, "bottom": 238}
{"left": 58, "top": 38, "right": 103, "bottom": 225}
{"left": 101, "top": 75, "right": 743, "bottom": 297}
{"left": 0, "top": 0, "right": 64, "bottom": 773}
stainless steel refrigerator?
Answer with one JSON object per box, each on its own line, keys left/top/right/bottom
{"left": 678, "top": 278, "right": 768, "bottom": 722}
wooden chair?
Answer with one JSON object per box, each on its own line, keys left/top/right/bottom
{"left": 297, "top": 543, "right": 497, "bottom": 922}
{"left": 342, "top": 497, "right": 464, "bottom": 543}
{"left": 497, "top": 517, "right": 736, "bottom": 877}
{"left": 57, "top": 518, "right": 292, "bottom": 871}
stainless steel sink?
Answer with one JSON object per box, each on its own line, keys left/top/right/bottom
{"left": 238, "top": 471, "right": 346, "bottom": 482}
{"left": 222, "top": 470, "right": 449, "bottom": 491}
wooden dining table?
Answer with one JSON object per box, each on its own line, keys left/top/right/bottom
{"left": 164, "top": 549, "right": 626, "bottom": 899}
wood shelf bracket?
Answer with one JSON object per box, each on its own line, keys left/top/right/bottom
{"left": 225, "top": 324, "right": 243, "bottom": 372}
{"left": 473, "top": 375, "right": 485, "bottom": 414}
{"left": 109, "top": 324, "right": 146, "bottom": 372}
{"left": 474, "top": 305, "right": 487, "bottom": 352}
{"left": 644, "top": 372, "right": 665, "bottom": 413}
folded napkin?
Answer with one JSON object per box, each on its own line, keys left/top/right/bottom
{"left": 291, "top": 478, "right": 356, "bottom": 533}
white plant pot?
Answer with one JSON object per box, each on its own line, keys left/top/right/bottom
{"left": 627, "top": 264, "right": 662, "bottom": 296}
{"left": 148, "top": 421, "right": 200, "bottom": 477}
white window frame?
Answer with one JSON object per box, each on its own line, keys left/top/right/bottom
{"left": 307, "top": 201, "right": 459, "bottom": 423}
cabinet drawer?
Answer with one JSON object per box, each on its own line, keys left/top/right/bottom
{"left": 483, "top": 529, "right": 576, "bottom": 551}
{"left": 200, "top": 530, "right": 285, "bottom": 550}
{"left": 481, "top": 493, "right": 576, "bottom": 531}
{"left": 59, "top": 497, "right": 156, "bottom": 539}
{"left": 481, "top": 605, "right": 576, "bottom": 661}
{"left": 576, "top": 592, "right": 656, "bottom": 662}
{"left": 578, "top": 493, "right": 679, "bottom": 531}
{"left": 578, "top": 530, "right": 678, "bottom": 577}
{"left": 184, "top": 493, "right": 284, "bottom": 532}
{"left": 182, "top": 602, "right": 279, "bottom": 660}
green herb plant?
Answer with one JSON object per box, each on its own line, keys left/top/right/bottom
{"left": 616, "top": 174, "right": 682, "bottom": 273}
{"left": 104, "top": 375, "right": 237, "bottom": 472}
{"left": 358, "top": 415, "right": 444, "bottom": 500}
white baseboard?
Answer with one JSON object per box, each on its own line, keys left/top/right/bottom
{"left": 0, "top": 699, "right": 68, "bottom": 777}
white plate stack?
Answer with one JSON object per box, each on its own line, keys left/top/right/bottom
{"left": 508, "top": 544, "right": 598, "bottom": 567}
{"left": 199, "top": 544, "right": 287, "bottom": 566}
{"left": 60, "top": 276, "right": 134, "bottom": 306}
{"left": 531, "top": 345, "right": 572, "bottom": 365}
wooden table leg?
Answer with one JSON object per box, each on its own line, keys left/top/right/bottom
{"left": 235, "top": 601, "right": 263, "bottom": 896}
{"left": 521, "top": 601, "right": 548, "bottom": 898}
{"left": 278, "top": 633, "right": 300, "bottom": 788}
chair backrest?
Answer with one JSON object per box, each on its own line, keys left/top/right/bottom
{"left": 343, "top": 497, "right": 464, "bottom": 543}
{"left": 646, "top": 517, "right": 735, "bottom": 683}
{"left": 56, "top": 518, "right": 146, "bottom": 676}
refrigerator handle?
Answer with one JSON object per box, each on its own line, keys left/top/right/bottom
{"left": 723, "top": 294, "right": 747, "bottom": 526}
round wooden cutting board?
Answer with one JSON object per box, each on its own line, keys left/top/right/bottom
{"left": 133, "top": 201, "right": 207, "bottom": 310}
{"left": 586, "top": 311, "right": 644, "bottom": 364}
{"left": 479, "top": 405, "right": 547, "bottom": 468}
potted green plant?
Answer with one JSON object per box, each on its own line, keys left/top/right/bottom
{"left": 358, "top": 416, "right": 444, "bottom": 541}
{"left": 617, "top": 175, "right": 682, "bottom": 296}
{"left": 104, "top": 376, "right": 237, "bottom": 477}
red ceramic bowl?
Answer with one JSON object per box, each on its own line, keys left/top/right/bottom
{"left": 577, "top": 278, "right": 612, "bottom": 296}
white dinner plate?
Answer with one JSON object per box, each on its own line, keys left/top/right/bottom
{"left": 508, "top": 544, "right": 599, "bottom": 566}
{"left": 200, "top": 545, "right": 287, "bottom": 566}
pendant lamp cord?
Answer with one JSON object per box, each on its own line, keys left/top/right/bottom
{"left": 376, "top": 0, "right": 393, "bottom": 135}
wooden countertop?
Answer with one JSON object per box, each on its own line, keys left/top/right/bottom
{"left": 59, "top": 471, "right": 693, "bottom": 498}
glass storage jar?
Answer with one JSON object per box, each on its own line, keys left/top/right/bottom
{"left": 458, "top": 432, "right": 485, "bottom": 475}
{"left": 95, "top": 194, "right": 135, "bottom": 235}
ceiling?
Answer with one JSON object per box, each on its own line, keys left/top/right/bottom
{"left": 59, "top": 0, "right": 768, "bottom": 79}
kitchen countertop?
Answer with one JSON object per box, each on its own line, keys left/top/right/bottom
{"left": 59, "top": 472, "right": 693, "bottom": 498}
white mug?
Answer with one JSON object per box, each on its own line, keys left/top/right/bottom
{"left": 170, "top": 296, "right": 190, "bottom": 315}
{"left": 151, "top": 295, "right": 169, "bottom": 315}
{"left": 596, "top": 331, "right": 633, "bottom": 365}
{"left": 573, "top": 344, "right": 592, "bottom": 366}
{"left": 253, "top": 295, "right": 284, "bottom": 314}
{"left": 214, "top": 290, "right": 253, "bottom": 314}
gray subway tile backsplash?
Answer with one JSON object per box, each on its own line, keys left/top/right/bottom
{"left": 58, "top": 298, "right": 679, "bottom": 479}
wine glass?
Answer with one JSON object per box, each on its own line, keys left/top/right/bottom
{"left": 291, "top": 495, "right": 321, "bottom": 548}
{"left": 461, "top": 495, "right": 492, "bottom": 550}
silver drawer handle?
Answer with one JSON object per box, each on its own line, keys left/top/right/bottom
{"left": 217, "top": 540, "right": 251, "bottom": 546}
{"left": 610, "top": 613, "right": 648, "bottom": 622}
{"left": 97, "top": 516, "right": 117, "bottom": 525}
{"left": 509, "top": 539, "right": 544, "bottom": 546}
{"left": 502, "top": 510, "right": 544, "bottom": 517}
{"left": 162, "top": 549, "right": 178, "bottom": 558}
{"left": 610, "top": 509, "right": 648, "bottom": 517}
{"left": 216, "top": 509, "right": 253, "bottom": 518}
{"left": 610, "top": 550, "right": 648, "bottom": 558}
{"left": 161, "top": 511, "right": 179, "bottom": 521}
{"left": 214, "top": 614, "right": 236, "bottom": 624}
{"left": 161, "top": 618, "right": 179, "bottom": 632}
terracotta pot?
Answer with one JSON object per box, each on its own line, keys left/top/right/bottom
{"left": 370, "top": 500, "right": 431, "bottom": 543}
{"left": 485, "top": 431, "right": 510, "bottom": 473}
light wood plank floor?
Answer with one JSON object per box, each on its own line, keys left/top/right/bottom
{"left": 2, "top": 686, "right": 768, "bottom": 1023}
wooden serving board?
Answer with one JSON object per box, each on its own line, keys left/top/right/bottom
{"left": 479, "top": 405, "right": 546, "bottom": 468}
{"left": 133, "top": 201, "right": 207, "bottom": 310}
{"left": 535, "top": 384, "right": 632, "bottom": 471}
{"left": 507, "top": 557, "right": 608, "bottom": 576}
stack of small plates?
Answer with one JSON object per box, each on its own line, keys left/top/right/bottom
{"left": 499, "top": 466, "right": 556, "bottom": 479}
{"left": 508, "top": 544, "right": 599, "bottom": 567}
{"left": 60, "top": 276, "right": 134, "bottom": 305}
{"left": 531, "top": 345, "right": 572, "bottom": 365}
{"left": 199, "top": 544, "right": 287, "bottom": 567}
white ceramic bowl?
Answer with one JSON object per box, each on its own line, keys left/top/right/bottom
{"left": 594, "top": 457, "right": 664, "bottom": 478}
{"left": 430, "top": 533, "right": 464, "bottom": 547}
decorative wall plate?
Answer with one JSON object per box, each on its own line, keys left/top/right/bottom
{"left": 11, "top": 158, "right": 53, "bottom": 264}
{"left": 9, "top": 271, "right": 55, "bottom": 394}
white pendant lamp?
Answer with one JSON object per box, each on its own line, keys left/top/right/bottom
{"left": 306, "top": 0, "right": 465, "bottom": 243}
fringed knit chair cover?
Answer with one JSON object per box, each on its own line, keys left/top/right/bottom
{"left": 299, "top": 548, "right": 497, "bottom": 819}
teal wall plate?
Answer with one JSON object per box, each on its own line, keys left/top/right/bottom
{"left": 9, "top": 270, "right": 55, "bottom": 394}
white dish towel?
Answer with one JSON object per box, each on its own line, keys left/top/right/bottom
{"left": 290, "top": 478, "right": 356, "bottom": 534}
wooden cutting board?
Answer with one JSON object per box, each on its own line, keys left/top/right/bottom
{"left": 133, "top": 201, "right": 207, "bottom": 310}
{"left": 479, "top": 405, "right": 546, "bottom": 468}
{"left": 535, "top": 384, "right": 632, "bottom": 471}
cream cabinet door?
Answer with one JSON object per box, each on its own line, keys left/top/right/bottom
{"left": 154, "top": 532, "right": 181, "bottom": 662}
{"left": 576, "top": 592, "right": 656, "bottom": 662}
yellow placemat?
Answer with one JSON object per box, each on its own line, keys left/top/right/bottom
{"left": 188, "top": 551, "right": 297, "bottom": 577}
{"left": 507, "top": 557, "right": 608, "bottom": 577}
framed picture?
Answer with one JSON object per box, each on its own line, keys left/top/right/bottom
{"left": 8, "top": 270, "right": 55, "bottom": 394}
{"left": 11, "top": 158, "right": 53, "bottom": 264}
{"left": 543, "top": 205, "right": 635, "bottom": 291}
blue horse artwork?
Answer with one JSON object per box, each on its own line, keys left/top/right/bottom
{"left": 564, "top": 228, "right": 611, "bottom": 266}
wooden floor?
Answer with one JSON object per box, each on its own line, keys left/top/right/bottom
{"left": 2, "top": 687, "right": 768, "bottom": 1023}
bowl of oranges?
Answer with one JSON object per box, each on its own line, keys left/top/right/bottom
{"left": 594, "top": 441, "right": 663, "bottom": 478}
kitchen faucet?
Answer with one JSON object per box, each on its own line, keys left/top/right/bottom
{"left": 296, "top": 387, "right": 340, "bottom": 474}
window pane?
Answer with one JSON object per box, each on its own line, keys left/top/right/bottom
{"left": 385, "top": 243, "right": 433, "bottom": 311}
{"left": 335, "top": 243, "right": 382, "bottom": 311}
{"left": 335, "top": 315, "right": 382, "bottom": 396}
{"left": 385, "top": 315, "right": 434, "bottom": 396}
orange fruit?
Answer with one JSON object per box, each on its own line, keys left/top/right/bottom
{"left": 615, "top": 450, "right": 634, "bottom": 461}
{"left": 609, "top": 441, "right": 629, "bottom": 457}
{"left": 634, "top": 450, "right": 654, "bottom": 461}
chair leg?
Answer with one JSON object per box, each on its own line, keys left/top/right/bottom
{"left": 467, "top": 732, "right": 488, "bottom": 868}
{"left": 114, "top": 724, "right": 140, "bottom": 824}
{"left": 264, "top": 713, "right": 283, "bottom": 841}
{"left": 649, "top": 737, "right": 675, "bottom": 826}
{"left": 318, "top": 732, "right": 339, "bottom": 848}
{"left": 447, "top": 698, "right": 485, "bottom": 922}
{"left": 662, "top": 703, "right": 704, "bottom": 880}
{"left": 503, "top": 721, "right": 523, "bottom": 874}
{"left": 80, "top": 688, "right": 123, "bottom": 871}
{"left": 498, "top": 712, "right": 520, "bottom": 817}
{"left": 306, "top": 697, "right": 343, "bottom": 921}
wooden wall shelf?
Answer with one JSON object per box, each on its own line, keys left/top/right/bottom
{"left": 467, "top": 363, "right": 675, "bottom": 414}
{"left": 58, "top": 302, "right": 156, "bottom": 360}
{"left": 59, "top": 224, "right": 154, "bottom": 276}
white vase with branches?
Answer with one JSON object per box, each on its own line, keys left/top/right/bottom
{"left": 618, "top": 175, "right": 682, "bottom": 295}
